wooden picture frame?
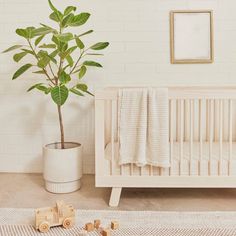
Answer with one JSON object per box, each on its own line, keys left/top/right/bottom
{"left": 170, "top": 10, "right": 214, "bottom": 64}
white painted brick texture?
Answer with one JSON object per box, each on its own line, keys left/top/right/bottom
{"left": 0, "top": 0, "right": 235, "bottom": 173}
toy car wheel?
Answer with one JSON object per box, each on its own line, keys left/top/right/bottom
{"left": 38, "top": 221, "right": 50, "bottom": 233}
{"left": 63, "top": 218, "right": 74, "bottom": 229}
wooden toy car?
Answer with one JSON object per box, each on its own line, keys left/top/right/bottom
{"left": 35, "top": 200, "right": 75, "bottom": 233}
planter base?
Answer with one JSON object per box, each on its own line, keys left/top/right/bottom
{"left": 45, "top": 179, "right": 81, "bottom": 193}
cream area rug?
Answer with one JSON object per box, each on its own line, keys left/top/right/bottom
{"left": 1, "top": 209, "right": 236, "bottom": 235}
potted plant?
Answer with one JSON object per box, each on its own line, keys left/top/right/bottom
{"left": 2, "top": 0, "right": 109, "bottom": 193}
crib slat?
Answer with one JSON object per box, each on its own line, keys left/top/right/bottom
{"left": 209, "top": 100, "right": 214, "bottom": 176}
{"left": 229, "top": 99, "right": 233, "bottom": 176}
{"left": 116, "top": 98, "right": 123, "bottom": 176}
{"left": 199, "top": 100, "right": 203, "bottom": 176}
{"left": 176, "top": 100, "right": 179, "bottom": 142}
{"left": 219, "top": 100, "right": 223, "bottom": 175}
{"left": 179, "top": 99, "right": 184, "bottom": 176}
{"left": 149, "top": 165, "right": 153, "bottom": 176}
{"left": 130, "top": 163, "right": 134, "bottom": 176}
{"left": 214, "top": 100, "right": 219, "bottom": 142}
{"left": 110, "top": 100, "right": 116, "bottom": 175}
{"left": 170, "top": 100, "right": 174, "bottom": 175}
{"left": 190, "top": 100, "right": 193, "bottom": 175}
{"left": 206, "top": 100, "right": 209, "bottom": 142}
{"left": 184, "top": 100, "right": 190, "bottom": 141}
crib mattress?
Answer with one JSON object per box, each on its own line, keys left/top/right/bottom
{"left": 105, "top": 142, "right": 236, "bottom": 176}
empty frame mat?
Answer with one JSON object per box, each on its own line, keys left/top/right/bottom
{"left": 170, "top": 11, "right": 213, "bottom": 64}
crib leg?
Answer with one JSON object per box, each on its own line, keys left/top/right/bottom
{"left": 109, "top": 187, "right": 122, "bottom": 207}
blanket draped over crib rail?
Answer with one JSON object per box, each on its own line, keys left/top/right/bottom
{"left": 118, "top": 88, "right": 169, "bottom": 167}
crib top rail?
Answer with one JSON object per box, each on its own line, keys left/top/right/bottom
{"left": 95, "top": 86, "right": 236, "bottom": 100}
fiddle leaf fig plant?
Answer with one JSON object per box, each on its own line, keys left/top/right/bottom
{"left": 2, "top": 0, "right": 109, "bottom": 149}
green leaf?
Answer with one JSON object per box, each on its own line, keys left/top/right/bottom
{"left": 51, "top": 85, "right": 69, "bottom": 106}
{"left": 16, "top": 28, "right": 28, "bottom": 38}
{"left": 70, "top": 88, "right": 84, "bottom": 96}
{"left": 75, "top": 37, "right": 84, "bottom": 49}
{"left": 86, "top": 53, "right": 104, "bottom": 56}
{"left": 2, "top": 45, "right": 23, "bottom": 53}
{"left": 37, "top": 57, "right": 49, "bottom": 68}
{"left": 26, "top": 27, "right": 36, "bottom": 38}
{"left": 52, "top": 35, "right": 59, "bottom": 45}
{"left": 78, "top": 30, "right": 93, "bottom": 37}
{"left": 35, "top": 35, "right": 45, "bottom": 46}
{"left": 44, "top": 87, "right": 52, "bottom": 94}
{"left": 21, "top": 49, "right": 34, "bottom": 55}
{"left": 27, "top": 83, "right": 43, "bottom": 92}
{"left": 85, "top": 90, "right": 94, "bottom": 96}
{"left": 37, "top": 85, "right": 49, "bottom": 92}
{"left": 48, "top": 0, "right": 58, "bottom": 12}
{"left": 91, "top": 42, "right": 109, "bottom": 50}
{"left": 33, "top": 27, "right": 56, "bottom": 36}
{"left": 64, "top": 6, "right": 76, "bottom": 16}
{"left": 55, "top": 33, "right": 73, "bottom": 42}
{"left": 40, "top": 23, "right": 55, "bottom": 29}
{"left": 39, "top": 44, "right": 56, "bottom": 49}
{"left": 50, "top": 49, "right": 58, "bottom": 56}
{"left": 72, "top": 68, "right": 81, "bottom": 74}
{"left": 16, "top": 27, "right": 36, "bottom": 39}
{"left": 13, "top": 51, "right": 28, "bottom": 62}
{"left": 49, "top": 13, "right": 59, "bottom": 22}
{"left": 50, "top": 11, "right": 63, "bottom": 22}
{"left": 28, "top": 84, "right": 51, "bottom": 94}
{"left": 83, "top": 60, "right": 102, "bottom": 67}
{"left": 60, "top": 42, "right": 68, "bottom": 52}
{"left": 65, "top": 55, "right": 74, "bottom": 67}
{"left": 37, "top": 50, "right": 47, "bottom": 58}
{"left": 33, "top": 70, "right": 45, "bottom": 74}
{"left": 76, "top": 83, "right": 88, "bottom": 92}
{"left": 59, "top": 46, "right": 77, "bottom": 59}
{"left": 37, "top": 50, "right": 58, "bottom": 68}
{"left": 59, "top": 71, "right": 71, "bottom": 84}
{"left": 79, "top": 66, "right": 87, "bottom": 79}
{"left": 68, "top": 13, "right": 90, "bottom": 27}
{"left": 61, "top": 13, "right": 74, "bottom": 27}
{"left": 12, "top": 64, "right": 32, "bottom": 80}
{"left": 63, "top": 64, "right": 71, "bottom": 71}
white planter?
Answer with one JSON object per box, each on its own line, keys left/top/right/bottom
{"left": 43, "top": 142, "right": 82, "bottom": 193}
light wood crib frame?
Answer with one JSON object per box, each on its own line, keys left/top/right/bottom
{"left": 95, "top": 87, "right": 236, "bottom": 207}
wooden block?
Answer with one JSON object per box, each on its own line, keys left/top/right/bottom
{"left": 97, "top": 226, "right": 104, "bottom": 234}
{"left": 94, "top": 219, "right": 101, "bottom": 229}
{"left": 101, "top": 228, "right": 111, "bottom": 236}
{"left": 111, "top": 220, "right": 119, "bottom": 230}
{"left": 78, "top": 229, "right": 88, "bottom": 236}
{"left": 85, "top": 222, "right": 94, "bottom": 232}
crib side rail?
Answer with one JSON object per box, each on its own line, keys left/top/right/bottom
{"left": 95, "top": 87, "right": 236, "bottom": 100}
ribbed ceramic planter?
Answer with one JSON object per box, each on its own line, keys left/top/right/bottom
{"left": 43, "top": 142, "right": 82, "bottom": 193}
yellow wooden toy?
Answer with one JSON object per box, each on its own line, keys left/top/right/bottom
{"left": 35, "top": 200, "right": 75, "bottom": 233}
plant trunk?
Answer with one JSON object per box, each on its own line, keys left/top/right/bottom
{"left": 57, "top": 105, "right": 65, "bottom": 149}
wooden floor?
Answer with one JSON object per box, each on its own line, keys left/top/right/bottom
{"left": 1, "top": 173, "right": 236, "bottom": 211}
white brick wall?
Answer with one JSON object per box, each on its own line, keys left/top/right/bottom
{"left": 0, "top": 0, "right": 236, "bottom": 174}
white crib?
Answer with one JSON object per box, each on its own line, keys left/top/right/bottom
{"left": 95, "top": 87, "right": 236, "bottom": 207}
